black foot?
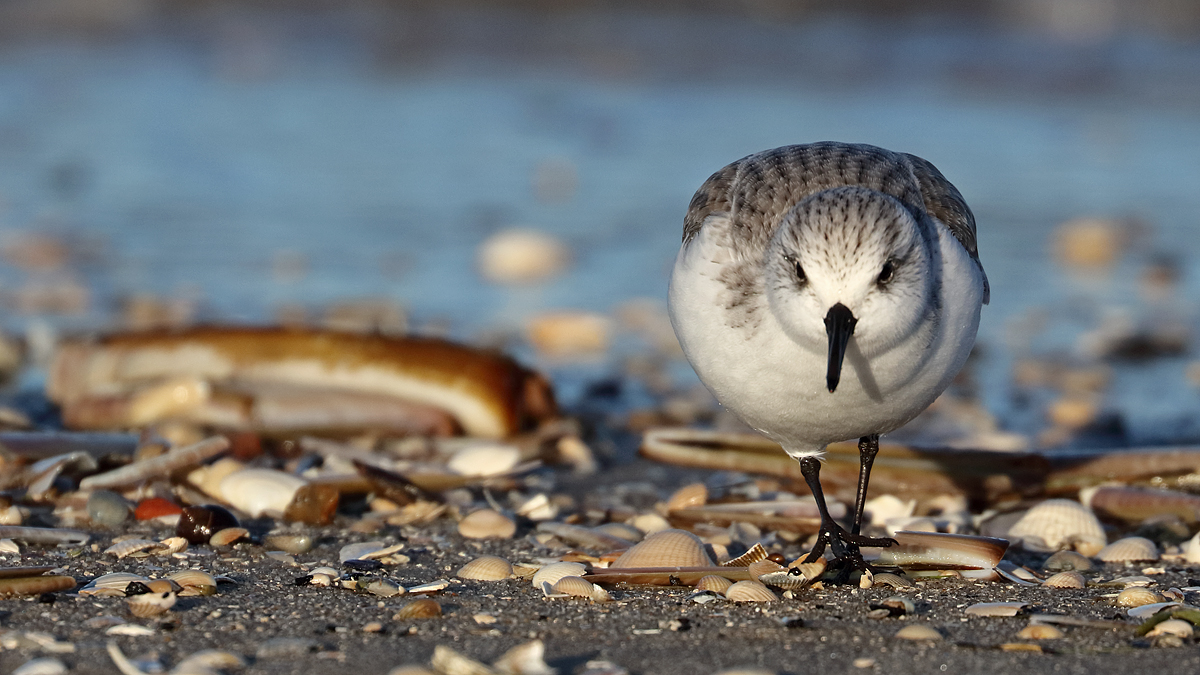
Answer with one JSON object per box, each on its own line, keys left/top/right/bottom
{"left": 803, "top": 521, "right": 897, "bottom": 584}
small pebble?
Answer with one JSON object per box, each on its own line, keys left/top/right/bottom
{"left": 87, "top": 490, "right": 131, "bottom": 528}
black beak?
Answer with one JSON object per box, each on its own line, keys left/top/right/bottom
{"left": 824, "top": 303, "right": 857, "bottom": 393}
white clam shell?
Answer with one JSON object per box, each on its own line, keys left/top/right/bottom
{"left": 551, "top": 576, "right": 599, "bottom": 598}
{"left": 1004, "top": 499, "right": 1105, "bottom": 553}
{"left": 456, "top": 556, "right": 514, "bottom": 581}
{"left": 446, "top": 444, "right": 520, "bottom": 477}
{"left": 166, "top": 569, "right": 217, "bottom": 596}
{"left": 531, "top": 562, "right": 587, "bottom": 592}
{"left": 1146, "top": 619, "right": 1194, "bottom": 638}
{"left": 1115, "top": 587, "right": 1162, "bottom": 607}
{"left": 79, "top": 572, "right": 150, "bottom": 597}
{"left": 1095, "top": 536, "right": 1159, "bottom": 562}
{"left": 104, "top": 539, "right": 164, "bottom": 559}
{"left": 219, "top": 469, "right": 306, "bottom": 518}
{"left": 610, "top": 529, "right": 714, "bottom": 568}
{"left": 724, "top": 580, "right": 777, "bottom": 602}
{"left": 964, "top": 602, "right": 1026, "bottom": 617}
{"left": 1042, "top": 571, "right": 1086, "bottom": 589}
{"left": 457, "top": 509, "right": 516, "bottom": 540}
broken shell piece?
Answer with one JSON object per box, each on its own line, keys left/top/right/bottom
{"left": 457, "top": 556, "right": 514, "bottom": 581}
{"left": 1004, "top": 499, "right": 1106, "bottom": 554}
{"left": 965, "top": 602, "right": 1027, "bottom": 617}
{"left": 1116, "top": 587, "right": 1163, "bottom": 607}
{"left": 747, "top": 559, "right": 786, "bottom": 580}
{"left": 219, "top": 469, "right": 306, "bottom": 518}
{"left": 166, "top": 570, "right": 217, "bottom": 596}
{"left": 365, "top": 577, "right": 404, "bottom": 597}
{"left": 723, "top": 543, "right": 769, "bottom": 568}
{"left": 157, "top": 536, "right": 188, "bottom": 554}
{"left": 208, "top": 527, "right": 249, "bottom": 548}
{"left": 724, "top": 580, "right": 777, "bottom": 602}
{"left": 79, "top": 572, "right": 149, "bottom": 597}
{"left": 1042, "top": 571, "right": 1086, "bottom": 589}
{"left": 1126, "top": 602, "right": 1181, "bottom": 619}
{"left": 458, "top": 509, "right": 516, "bottom": 540}
{"left": 874, "top": 531, "right": 1008, "bottom": 570}
{"left": 787, "top": 556, "right": 827, "bottom": 582}
{"left": 405, "top": 579, "right": 449, "bottom": 594}
{"left": 696, "top": 575, "right": 734, "bottom": 594}
{"left": 430, "top": 645, "right": 492, "bottom": 675}
{"left": 1017, "top": 624, "right": 1063, "bottom": 640}
{"left": 1043, "top": 550, "right": 1094, "bottom": 572}
{"left": 104, "top": 539, "right": 164, "bottom": 559}
{"left": 870, "top": 573, "right": 915, "bottom": 590}
{"left": 492, "top": 639, "right": 556, "bottom": 675}
{"left": 340, "top": 541, "right": 405, "bottom": 562}
{"left": 531, "top": 562, "right": 587, "bottom": 591}
{"left": 126, "top": 590, "right": 176, "bottom": 617}
{"left": 1095, "top": 537, "right": 1159, "bottom": 562}
{"left": 610, "top": 529, "right": 714, "bottom": 569}
{"left": 393, "top": 598, "right": 441, "bottom": 619}
{"left": 79, "top": 436, "right": 231, "bottom": 491}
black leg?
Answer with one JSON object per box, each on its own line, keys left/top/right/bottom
{"left": 799, "top": 456, "right": 848, "bottom": 561}
{"left": 851, "top": 435, "right": 880, "bottom": 536}
{"left": 798, "top": 452, "right": 898, "bottom": 582}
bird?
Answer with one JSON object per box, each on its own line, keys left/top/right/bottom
{"left": 668, "top": 142, "right": 988, "bottom": 579}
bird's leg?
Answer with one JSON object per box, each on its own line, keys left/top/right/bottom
{"left": 851, "top": 435, "right": 883, "bottom": 536}
{"left": 799, "top": 452, "right": 897, "bottom": 583}
{"left": 798, "top": 456, "right": 848, "bottom": 562}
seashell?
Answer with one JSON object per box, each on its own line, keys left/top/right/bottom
{"left": 894, "top": 625, "right": 942, "bottom": 641}
{"left": 593, "top": 522, "right": 644, "bottom": 543}
{"left": 870, "top": 573, "right": 914, "bottom": 590}
{"left": 1146, "top": 619, "right": 1194, "bottom": 638}
{"left": 875, "top": 531, "right": 1008, "bottom": 570}
{"left": 965, "top": 602, "right": 1027, "bottom": 617}
{"left": 430, "top": 645, "right": 493, "bottom": 675}
{"left": 757, "top": 568, "right": 808, "bottom": 591}
{"left": 340, "top": 541, "right": 405, "bottom": 562}
{"left": 172, "top": 649, "right": 247, "bottom": 674}
{"left": 696, "top": 575, "right": 733, "bottom": 594}
{"left": 552, "top": 575, "right": 603, "bottom": 600}
{"left": 12, "top": 657, "right": 68, "bottom": 675}
{"left": 723, "top": 543, "right": 769, "bottom": 568}
{"left": 610, "top": 529, "right": 714, "bottom": 569}
{"left": 628, "top": 513, "right": 672, "bottom": 535}
{"left": 264, "top": 533, "right": 315, "bottom": 554}
{"left": 0, "top": 526, "right": 88, "bottom": 546}
{"left": 863, "top": 494, "right": 916, "bottom": 527}
{"left": 1116, "top": 587, "right": 1163, "bottom": 608}
{"left": 1004, "top": 499, "right": 1106, "bottom": 553}
{"left": 526, "top": 311, "right": 610, "bottom": 357}
{"left": 492, "top": 639, "right": 555, "bottom": 675}
{"left": 878, "top": 596, "right": 916, "bottom": 616}
{"left": 458, "top": 509, "right": 516, "bottom": 540}
{"left": 203, "top": 527, "right": 246, "bottom": 549}
{"left": 747, "top": 559, "right": 786, "bottom": 580}
{"left": 145, "top": 579, "right": 182, "bottom": 594}
{"left": 126, "top": 589, "right": 176, "bottom": 617}
{"left": 79, "top": 572, "right": 149, "bottom": 597}
{"left": 531, "top": 562, "right": 587, "bottom": 591}
{"left": 446, "top": 443, "right": 521, "bottom": 477}
{"left": 666, "top": 483, "right": 708, "bottom": 511}
{"left": 406, "top": 579, "right": 450, "bottom": 594}
{"left": 477, "top": 228, "right": 571, "bottom": 284}
{"left": 167, "top": 570, "right": 217, "bottom": 597}
{"left": 157, "top": 536, "right": 189, "bottom": 554}
{"left": 535, "top": 522, "right": 634, "bottom": 551}
{"left": 365, "top": 577, "right": 404, "bottom": 597}
{"left": 0, "top": 539, "right": 18, "bottom": 553}
{"left": 724, "top": 580, "right": 777, "bottom": 602}
{"left": 79, "top": 436, "right": 231, "bottom": 491}
{"left": 1043, "top": 550, "right": 1094, "bottom": 572}
{"left": 105, "top": 624, "right": 155, "bottom": 636}
{"left": 1127, "top": 602, "right": 1181, "bottom": 619}
{"left": 884, "top": 517, "right": 937, "bottom": 536}
{"left": 1017, "top": 624, "right": 1063, "bottom": 640}
{"left": 175, "top": 504, "right": 240, "bottom": 545}
{"left": 787, "top": 556, "right": 827, "bottom": 582}
{"left": 515, "top": 493, "right": 556, "bottom": 521}
{"left": 1082, "top": 485, "right": 1200, "bottom": 525}
{"left": 1095, "top": 536, "right": 1159, "bottom": 562}
{"left": 104, "top": 538, "right": 164, "bottom": 559}
{"left": 392, "top": 598, "right": 442, "bottom": 620}
{"left": 0, "top": 575, "right": 77, "bottom": 597}
{"left": 1042, "top": 571, "right": 1086, "bottom": 589}
{"left": 219, "top": 468, "right": 306, "bottom": 518}
{"left": 457, "top": 556, "right": 514, "bottom": 581}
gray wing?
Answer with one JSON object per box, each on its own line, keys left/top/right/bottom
{"left": 904, "top": 153, "right": 990, "bottom": 304}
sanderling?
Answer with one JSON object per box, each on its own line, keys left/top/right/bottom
{"left": 669, "top": 142, "right": 988, "bottom": 579}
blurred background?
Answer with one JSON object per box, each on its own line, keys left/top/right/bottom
{"left": 1, "top": 0, "right": 1200, "bottom": 452}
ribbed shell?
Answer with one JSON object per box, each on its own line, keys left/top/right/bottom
{"left": 551, "top": 576, "right": 597, "bottom": 598}
{"left": 457, "top": 509, "right": 516, "bottom": 540}
{"left": 610, "top": 529, "right": 714, "bottom": 568}
{"left": 1004, "top": 499, "right": 1106, "bottom": 553}
{"left": 695, "top": 575, "right": 734, "bottom": 594}
{"left": 456, "top": 555, "right": 514, "bottom": 581}
{"left": 104, "top": 539, "right": 163, "bottom": 559}
{"left": 393, "top": 598, "right": 442, "bottom": 619}
{"left": 747, "top": 559, "right": 786, "bottom": 580}
{"left": 530, "top": 562, "right": 587, "bottom": 590}
{"left": 788, "top": 557, "right": 827, "bottom": 582}
{"left": 724, "top": 580, "right": 777, "bottom": 602}
{"left": 158, "top": 537, "right": 188, "bottom": 554}
{"left": 1042, "top": 571, "right": 1086, "bottom": 589}
{"left": 723, "top": 543, "right": 768, "bottom": 568}
{"left": 1095, "top": 536, "right": 1159, "bottom": 562}
{"left": 1115, "top": 587, "right": 1162, "bottom": 607}
{"left": 126, "top": 590, "right": 176, "bottom": 617}
{"left": 1042, "top": 550, "right": 1094, "bottom": 572}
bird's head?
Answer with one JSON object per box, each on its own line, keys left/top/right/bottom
{"left": 763, "top": 186, "right": 934, "bottom": 392}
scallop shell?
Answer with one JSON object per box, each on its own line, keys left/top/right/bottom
{"left": 126, "top": 590, "right": 176, "bottom": 617}
{"left": 157, "top": 536, "right": 189, "bottom": 554}
{"left": 219, "top": 469, "right": 306, "bottom": 518}
{"left": 457, "top": 509, "right": 516, "bottom": 540}
{"left": 666, "top": 483, "right": 708, "bottom": 511}
{"left": 870, "top": 573, "right": 915, "bottom": 590}
{"left": 1095, "top": 536, "right": 1159, "bottom": 562}
{"left": 695, "top": 575, "right": 733, "bottom": 594}
{"left": 531, "top": 562, "right": 587, "bottom": 591}
{"left": 104, "top": 538, "right": 165, "bottom": 559}
{"left": 724, "top": 580, "right": 777, "bottom": 602}
{"left": 723, "top": 543, "right": 769, "bottom": 568}
{"left": 787, "top": 556, "right": 827, "bottom": 582}
{"left": 79, "top": 572, "right": 150, "bottom": 597}
{"left": 1017, "top": 624, "right": 1063, "bottom": 640}
{"left": 1042, "top": 571, "right": 1086, "bottom": 589}
{"left": 1115, "top": 587, "right": 1162, "bottom": 607}
{"left": 1146, "top": 619, "right": 1194, "bottom": 638}
{"left": 456, "top": 556, "right": 514, "bottom": 581}
{"left": 208, "top": 528, "right": 248, "bottom": 547}
{"left": 610, "top": 529, "right": 714, "bottom": 568}
{"left": 1004, "top": 499, "right": 1106, "bottom": 553}
{"left": 747, "top": 559, "right": 786, "bottom": 580}
{"left": 392, "top": 598, "right": 442, "bottom": 619}
{"left": 1043, "top": 550, "right": 1094, "bottom": 572}
{"left": 166, "top": 569, "right": 217, "bottom": 596}
{"left": 551, "top": 576, "right": 598, "bottom": 598}
{"left": 894, "top": 625, "right": 942, "bottom": 641}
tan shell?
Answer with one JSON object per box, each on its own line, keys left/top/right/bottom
{"left": 593, "top": 522, "right": 643, "bottom": 543}
{"left": 1042, "top": 571, "right": 1086, "bottom": 589}
{"left": 126, "top": 590, "right": 176, "bottom": 617}
{"left": 1115, "top": 587, "right": 1163, "bottom": 607}
{"left": 208, "top": 528, "right": 249, "bottom": 547}
{"left": 144, "top": 579, "right": 181, "bottom": 594}
{"left": 1017, "top": 624, "right": 1063, "bottom": 640}
{"left": 724, "top": 580, "right": 777, "bottom": 602}
{"left": 457, "top": 509, "right": 516, "bottom": 540}
{"left": 531, "top": 562, "right": 587, "bottom": 590}
{"left": 446, "top": 443, "right": 521, "bottom": 477}
{"left": 166, "top": 569, "right": 217, "bottom": 596}
{"left": 456, "top": 556, "right": 514, "bottom": 581}
{"left": 894, "top": 625, "right": 942, "bottom": 641}
{"left": 696, "top": 575, "right": 734, "bottom": 594}
{"left": 429, "top": 645, "right": 492, "bottom": 675}
{"left": 1004, "top": 499, "right": 1106, "bottom": 553}
{"left": 723, "top": 543, "right": 769, "bottom": 568}
{"left": 870, "top": 573, "right": 914, "bottom": 590}
{"left": 876, "top": 531, "right": 1008, "bottom": 569}
{"left": 747, "top": 559, "right": 786, "bottom": 580}
{"left": 392, "top": 598, "right": 442, "bottom": 620}
{"left": 158, "top": 537, "right": 188, "bottom": 554}
{"left": 965, "top": 602, "right": 1027, "bottom": 617}
{"left": 1043, "top": 550, "right": 1094, "bottom": 572}
{"left": 551, "top": 576, "right": 597, "bottom": 598}
{"left": 1146, "top": 619, "right": 1194, "bottom": 638}
{"left": 104, "top": 539, "right": 164, "bottom": 559}
{"left": 788, "top": 556, "right": 827, "bottom": 582}
{"left": 610, "top": 529, "right": 714, "bottom": 568}
{"left": 1095, "top": 536, "right": 1159, "bottom": 562}
{"left": 665, "top": 483, "right": 707, "bottom": 511}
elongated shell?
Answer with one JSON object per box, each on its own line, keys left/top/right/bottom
{"left": 1042, "top": 571, "right": 1085, "bottom": 589}
{"left": 696, "top": 575, "right": 733, "bottom": 594}
{"left": 0, "top": 575, "right": 77, "bottom": 597}
{"left": 458, "top": 509, "right": 516, "bottom": 540}
{"left": 724, "top": 580, "right": 777, "bottom": 602}
{"left": 126, "top": 590, "right": 176, "bottom": 617}
{"left": 208, "top": 528, "right": 248, "bottom": 547}
{"left": 610, "top": 529, "right": 714, "bottom": 569}
{"left": 531, "top": 562, "right": 587, "bottom": 590}
{"left": 1095, "top": 536, "right": 1159, "bottom": 562}
{"left": 456, "top": 556, "right": 513, "bottom": 581}
{"left": 875, "top": 531, "right": 1008, "bottom": 570}
{"left": 965, "top": 602, "right": 1026, "bottom": 617}
{"left": 392, "top": 598, "right": 442, "bottom": 619}
{"left": 1004, "top": 499, "right": 1105, "bottom": 553}
{"left": 167, "top": 569, "right": 217, "bottom": 596}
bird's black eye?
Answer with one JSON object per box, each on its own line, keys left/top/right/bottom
{"left": 794, "top": 260, "right": 807, "bottom": 285}
{"left": 877, "top": 259, "right": 894, "bottom": 286}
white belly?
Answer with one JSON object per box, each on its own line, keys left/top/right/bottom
{"left": 668, "top": 224, "right": 984, "bottom": 458}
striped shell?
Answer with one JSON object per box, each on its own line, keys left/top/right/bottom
{"left": 456, "top": 556, "right": 514, "bottom": 581}
{"left": 1115, "top": 587, "right": 1162, "bottom": 607}
{"left": 747, "top": 559, "right": 786, "bottom": 580}
{"left": 457, "top": 509, "right": 516, "bottom": 540}
{"left": 788, "top": 556, "right": 827, "bottom": 582}
{"left": 870, "top": 573, "right": 914, "bottom": 590}
{"left": 610, "top": 529, "right": 714, "bottom": 568}
{"left": 158, "top": 537, "right": 188, "bottom": 554}
{"left": 724, "top": 580, "right": 777, "bottom": 602}
{"left": 1042, "top": 571, "right": 1086, "bottom": 589}
{"left": 757, "top": 569, "right": 808, "bottom": 590}
{"left": 126, "top": 590, "right": 176, "bottom": 617}
{"left": 531, "top": 562, "right": 587, "bottom": 591}
{"left": 695, "top": 575, "right": 734, "bottom": 594}
{"left": 392, "top": 598, "right": 442, "bottom": 619}
{"left": 79, "top": 573, "right": 149, "bottom": 597}
{"left": 1095, "top": 536, "right": 1159, "bottom": 562}
{"left": 104, "top": 539, "right": 164, "bottom": 559}
{"left": 166, "top": 569, "right": 217, "bottom": 596}
{"left": 723, "top": 543, "right": 769, "bottom": 567}
{"left": 1004, "top": 499, "right": 1106, "bottom": 553}
{"left": 551, "top": 575, "right": 610, "bottom": 602}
